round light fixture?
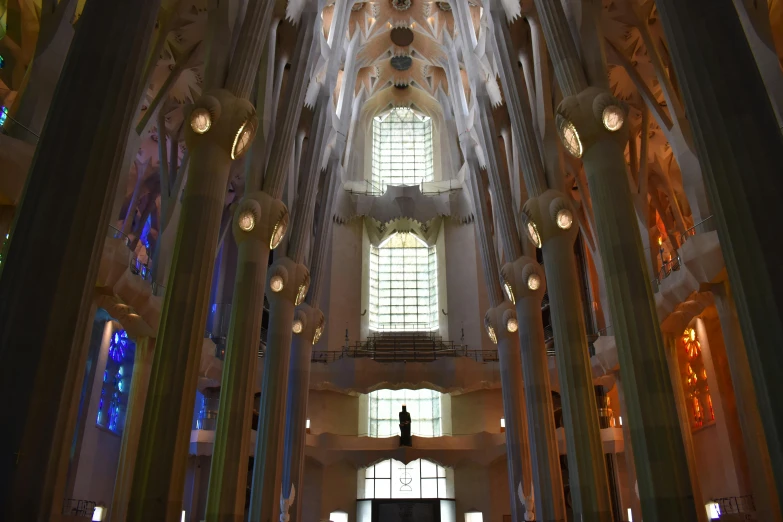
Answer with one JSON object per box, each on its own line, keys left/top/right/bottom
{"left": 238, "top": 210, "right": 255, "bottom": 232}
{"left": 231, "top": 121, "right": 254, "bottom": 159}
{"left": 190, "top": 108, "right": 212, "bottom": 134}
{"left": 556, "top": 209, "right": 573, "bottom": 230}
{"left": 602, "top": 105, "right": 625, "bottom": 132}
{"left": 527, "top": 274, "right": 541, "bottom": 291}
{"left": 506, "top": 318, "right": 518, "bottom": 333}
{"left": 270, "top": 275, "right": 284, "bottom": 292}
{"left": 503, "top": 282, "right": 516, "bottom": 305}
{"left": 292, "top": 320, "right": 304, "bottom": 334}
{"left": 487, "top": 325, "right": 497, "bottom": 345}
{"left": 270, "top": 217, "right": 288, "bottom": 250}
{"left": 557, "top": 115, "right": 583, "bottom": 158}
{"left": 527, "top": 221, "right": 542, "bottom": 249}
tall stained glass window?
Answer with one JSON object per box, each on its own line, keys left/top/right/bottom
{"left": 369, "top": 232, "right": 438, "bottom": 332}
{"left": 358, "top": 458, "right": 454, "bottom": 499}
{"left": 372, "top": 107, "right": 433, "bottom": 191}
{"left": 96, "top": 329, "right": 135, "bottom": 434}
{"left": 368, "top": 388, "right": 442, "bottom": 438}
{"left": 680, "top": 326, "right": 714, "bottom": 430}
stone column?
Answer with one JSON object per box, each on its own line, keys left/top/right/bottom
{"left": 109, "top": 337, "right": 155, "bottom": 522}
{"left": 207, "top": 15, "right": 317, "bottom": 522}
{"left": 531, "top": 1, "right": 696, "bottom": 517}
{"left": 282, "top": 304, "right": 324, "bottom": 522}
{"left": 711, "top": 282, "right": 782, "bottom": 522}
{"left": 485, "top": 303, "right": 535, "bottom": 522}
{"left": 126, "top": 0, "right": 285, "bottom": 515}
{"left": 493, "top": 11, "right": 612, "bottom": 519}
{"left": 248, "top": 257, "right": 310, "bottom": 522}
{"left": 126, "top": 91, "right": 257, "bottom": 522}
{"left": 281, "top": 153, "right": 345, "bottom": 522}
{"left": 204, "top": 193, "right": 288, "bottom": 522}
{"left": 475, "top": 93, "right": 523, "bottom": 262}
{"left": 613, "top": 374, "right": 642, "bottom": 522}
{"left": 519, "top": 191, "right": 611, "bottom": 522}
{"left": 468, "top": 164, "right": 539, "bottom": 521}
{"left": 655, "top": 0, "right": 783, "bottom": 502}
{"left": 501, "top": 258, "right": 566, "bottom": 522}
{"left": 0, "top": 0, "right": 160, "bottom": 518}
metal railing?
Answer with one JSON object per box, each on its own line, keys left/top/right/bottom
{"left": 343, "top": 178, "right": 463, "bottom": 197}
{"left": 650, "top": 255, "right": 682, "bottom": 293}
{"left": 714, "top": 495, "right": 755, "bottom": 515}
{"left": 419, "top": 179, "right": 462, "bottom": 195}
{"left": 61, "top": 498, "right": 96, "bottom": 517}
{"left": 0, "top": 111, "right": 41, "bottom": 140}
{"left": 597, "top": 325, "right": 614, "bottom": 337}
{"left": 684, "top": 215, "right": 715, "bottom": 238}
{"left": 106, "top": 225, "right": 166, "bottom": 296}
{"left": 345, "top": 179, "right": 385, "bottom": 196}
{"left": 107, "top": 225, "right": 130, "bottom": 246}
{"left": 306, "top": 346, "right": 500, "bottom": 363}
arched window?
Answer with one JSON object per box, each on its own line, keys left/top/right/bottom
{"left": 369, "top": 233, "right": 438, "bottom": 332}
{"left": 368, "top": 388, "right": 442, "bottom": 438}
{"left": 358, "top": 458, "right": 454, "bottom": 499}
{"left": 96, "top": 329, "right": 135, "bottom": 434}
{"left": 372, "top": 107, "right": 433, "bottom": 191}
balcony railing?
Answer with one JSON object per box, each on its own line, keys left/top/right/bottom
{"left": 419, "top": 179, "right": 461, "bottom": 195}
{"left": 307, "top": 347, "right": 499, "bottom": 363}
{"left": 345, "top": 179, "right": 385, "bottom": 196}
{"left": 0, "top": 111, "right": 41, "bottom": 141}
{"left": 61, "top": 498, "right": 96, "bottom": 518}
{"left": 714, "top": 495, "right": 755, "bottom": 516}
{"left": 107, "top": 225, "right": 166, "bottom": 296}
{"left": 343, "top": 178, "right": 463, "bottom": 197}
{"left": 684, "top": 215, "right": 716, "bottom": 238}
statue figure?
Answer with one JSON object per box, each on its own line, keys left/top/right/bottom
{"left": 399, "top": 404, "right": 412, "bottom": 446}
{"left": 518, "top": 481, "right": 535, "bottom": 521}
{"left": 280, "top": 484, "right": 296, "bottom": 522}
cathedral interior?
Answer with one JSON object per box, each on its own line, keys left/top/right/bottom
{"left": 1, "top": 0, "right": 783, "bottom": 521}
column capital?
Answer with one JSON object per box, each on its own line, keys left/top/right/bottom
{"left": 233, "top": 191, "right": 289, "bottom": 249}
{"left": 268, "top": 256, "right": 310, "bottom": 307}
{"left": 184, "top": 89, "right": 258, "bottom": 160}
{"left": 521, "top": 189, "right": 578, "bottom": 248}
{"left": 293, "top": 303, "right": 325, "bottom": 346}
{"left": 500, "top": 256, "right": 546, "bottom": 306}
{"left": 484, "top": 301, "right": 518, "bottom": 345}
{"left": 555, "top": 86, "right": 629, "bottom": 159}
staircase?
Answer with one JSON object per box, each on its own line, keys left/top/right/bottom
{"left": 350, "top": 331, "right": 463, "bottom": 362}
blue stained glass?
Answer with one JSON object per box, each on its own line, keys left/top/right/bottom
{"left": 96, "top": 329, "right": 135, "bottom": 434}
{"left": 109, "top": 330, "right": 129, "bottom": 362}
{"left": 0, "top": 55, "right": 5, "bottom": 68}
{"left": 140, "top": 214, "right": 152, "bottom": 248}
{"left": 0, "top": 107, "right": 8, "bottom": 128}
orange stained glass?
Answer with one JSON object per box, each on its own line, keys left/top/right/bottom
{"left": 686, "top": 364, "right": 698, "bottom": 387}
{"left": 680, "top": 326, "right": 713, "bottom": 429}
{"left": 683, "top": 327, "right": 701, "bottom": 359}
{"left": 692, "top": 396, "right": 703, "bottom": 427}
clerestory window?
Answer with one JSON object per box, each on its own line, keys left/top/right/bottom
{"left": 369, "top": 233, "right": 438, "bottom": 332}
{"left": 372, "top": 107, "right": 433, "bottom": 191}
{"left": 368, "top": 388, "right": 442, "bottom": 438}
